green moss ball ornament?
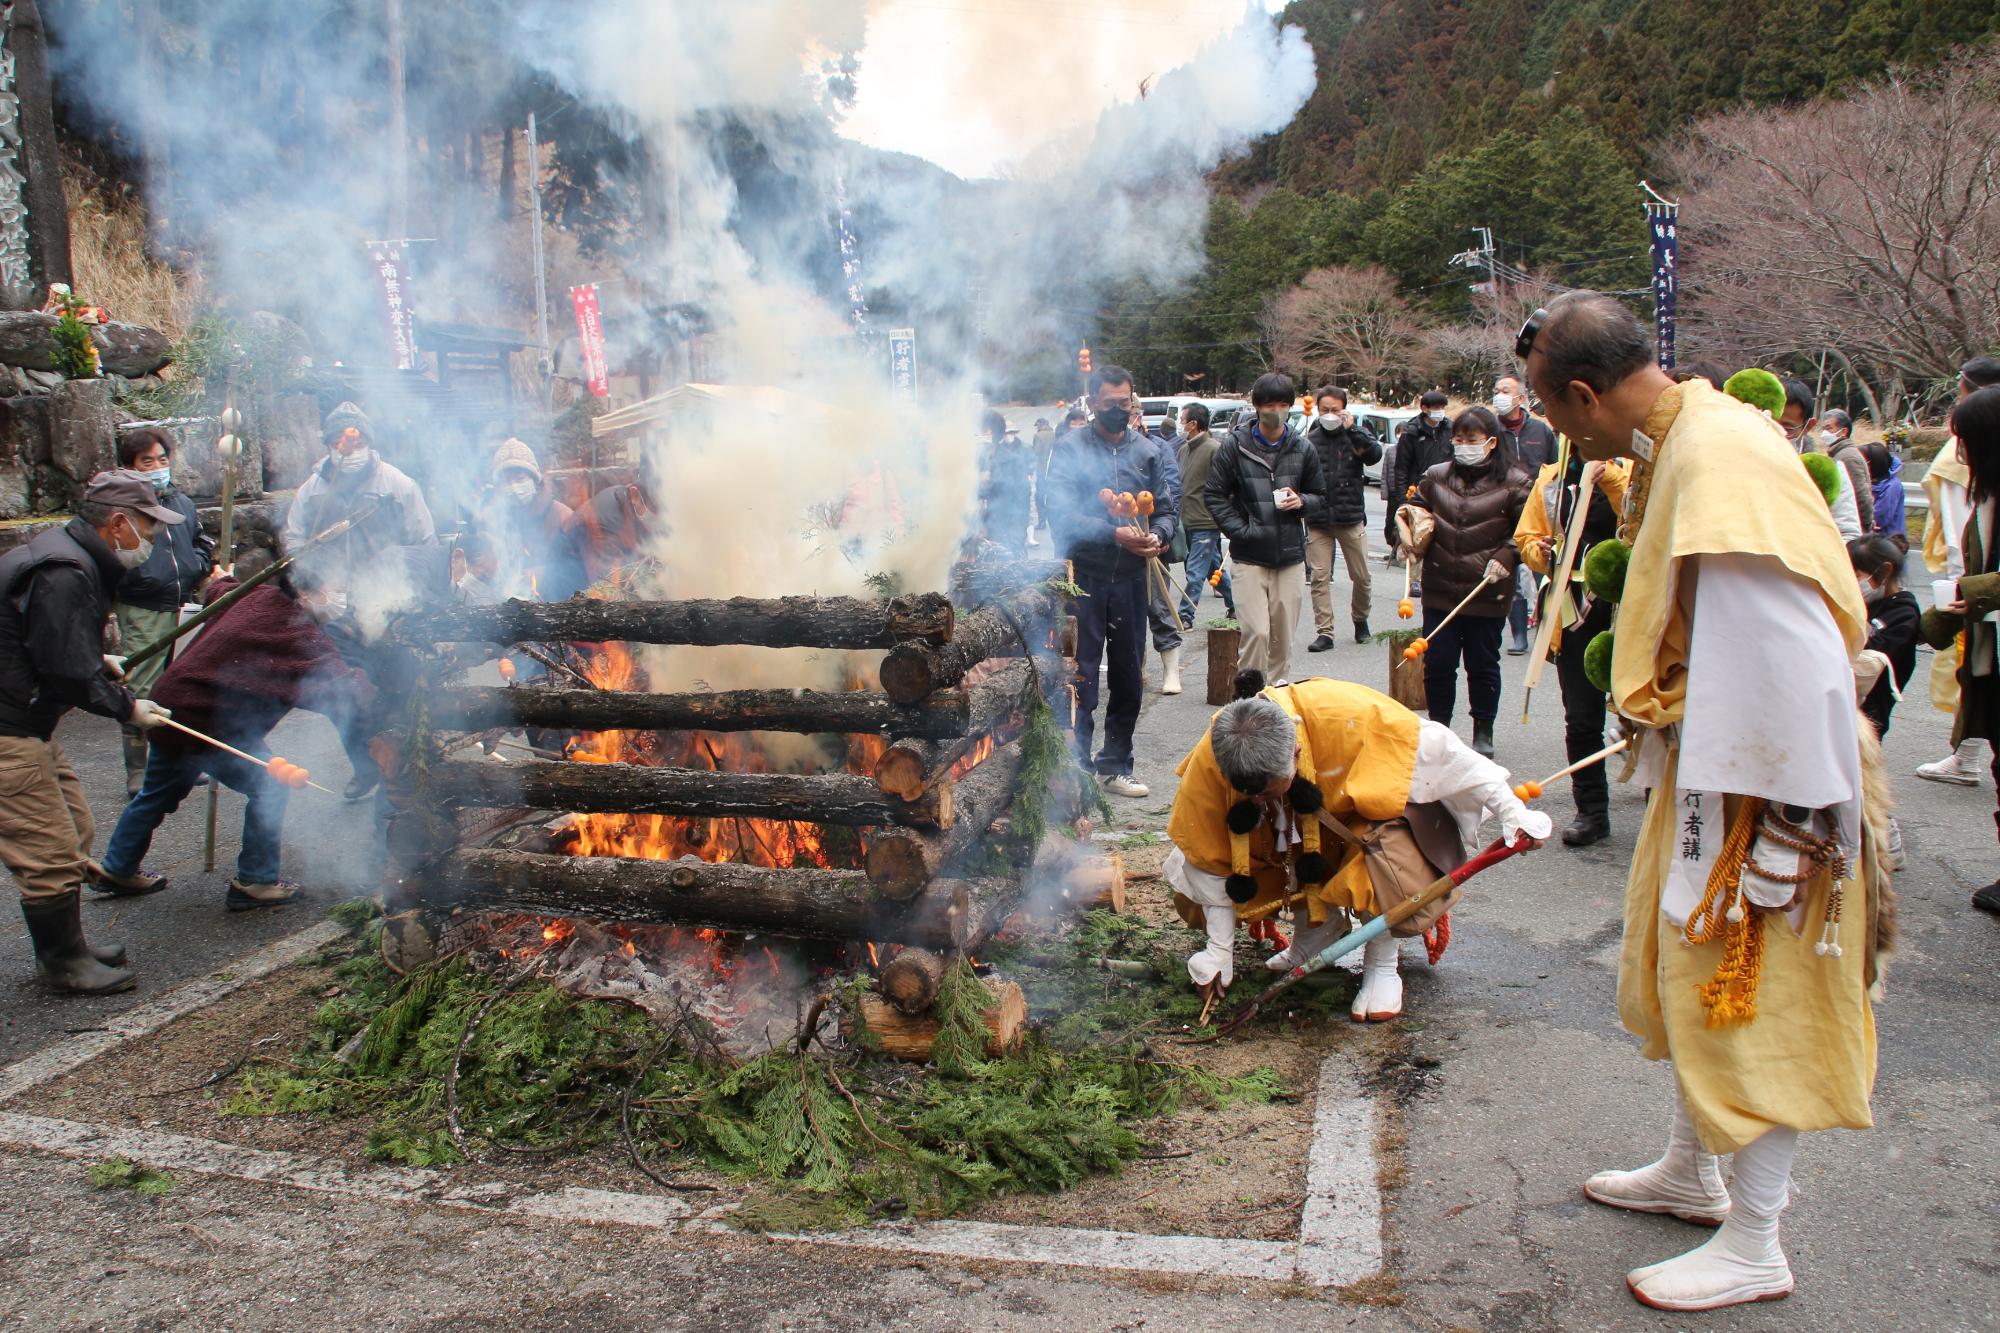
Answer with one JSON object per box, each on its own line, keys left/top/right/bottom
{"left": 1583, "top": 630, "right": 1616, "bottom": 693}
{"left": 1799, "top": 451, "right": 1842, "bottom": 507}
{"left": 1583, "top": 538, "right": 1630, "bottom": 604}
{"left": 1723, "top": 368, "right": 1786, "bottom": 418}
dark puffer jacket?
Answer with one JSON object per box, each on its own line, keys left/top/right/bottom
{"left": 0, "top": 519, "right": 136, "bottom": 738}
{"left": 1206, "top": 419, "right": 1327, "bottom": 568}
{"left": 113, "top": 486, "right": 213, "bottom": 611}
{"left": 1304, "top": 418, "right": 1382, "bottom": 529}
{"left": 1409, "top": 455, "right": 1530, "bottom": 615}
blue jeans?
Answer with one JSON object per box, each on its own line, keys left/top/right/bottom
{"left": 1182, "top": 529, "right": 1235, "bottom": 617}
{"left": 104, "top": 738, "right": 288, "bottom": 884}
{"left": 1072, "top": 569, "right": 1147, "bottom": 775}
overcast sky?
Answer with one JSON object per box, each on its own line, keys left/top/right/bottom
{"left": 839, "top": 0, "right": 1295, "bottom": 179}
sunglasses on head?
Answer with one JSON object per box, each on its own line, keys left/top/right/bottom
{"left": 1515, "top": 307, "right": 1549, "bottom": 360}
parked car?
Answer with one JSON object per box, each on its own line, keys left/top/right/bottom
{"left": 1160, "top": 395, "right": 1247, "bottom": 436}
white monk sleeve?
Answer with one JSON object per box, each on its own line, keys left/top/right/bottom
{"left": 1408, "top": 720, "right": 1554, "bottom": 846}
{"left": 1163, "top": 848, "right": 1237, "bottom": 988}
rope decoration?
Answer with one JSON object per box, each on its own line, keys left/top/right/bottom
{"left": 1683, "top": 797, "right": 1766, "bottom": 1028}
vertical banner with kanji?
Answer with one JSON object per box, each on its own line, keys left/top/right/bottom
{"left": 887, "top": 327, "right": 917, "bottom": 403}
{"left": 369, "top": 242, "right": 418, "bottom": 371}
{"left": 570, "top": 283, "right": 610, "bottom": 398}
{"left": 1646, "top": 198, "right": 1679, "bottom": 371}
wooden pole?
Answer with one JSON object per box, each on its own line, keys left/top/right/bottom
{"left": 203, "top": 389, "right": 239, "bottom": 872}
{"left": 1519, "top": 466, "right": 1595, "bottom": 723}
{"left": 879, "top": 590, "right": 1056, "bottom": 704}
{"left": 392, "top": 592, "right": 956, "bottom": 651}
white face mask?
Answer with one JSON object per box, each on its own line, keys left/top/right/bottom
{"left": 1454, "top": 441, "right": 1492, "bottom": 466}
{"left": 508, "top": 477, "right": 537, "bottom": 502}
{"left": 112, "top": 520, "right": 153, "bottom": 570}
{"left": 1427, "top": 410, "right": 1448, "bottom": 424}
{"left": 1819, "top": 429, "right": 1839, "bottom": 448}
{"left": 1492, "top": 392, "right": 1515, "bottom": 416}
{"left": 336, "top": 448, "right": 372, "bottom": 474}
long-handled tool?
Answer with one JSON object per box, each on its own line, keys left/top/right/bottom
{"left": 157, "top": 716, "right": 337, "bottom": 795}
{"left": 1200, "top": 835, "right": 1533, "bottom": 1039}
{"left": 204, "top": 391, "right": 242, "bottom": 872}
{"left": 1511, "top": 737, "right": 1630, "bottom": 801}
{"left": 1520, "top": 452, "right": 1594, "bottom": 724}
{"left": 1402, "top": 568, "right": 1500, "bottom": 661}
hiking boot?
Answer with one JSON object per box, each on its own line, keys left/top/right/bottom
{"left": 1974, "top": 880, "right": 2000, "bottom": 916}
{"left": 226, "top": 879, "right": 300, "bottom": 912}
{"left": 22, "top": 892, "right": 135, "bottom": 995}
{"left": 1472, "top": 719, "right": 1496, "bottom": 759}
{"left": 1101, "top": 774, "right": 1150, "bottom": 799}
{"left": 86, "top": 861, "right": 169, "bottom": 898}
{"left": 1353, "top": 619, "right": 1370, "bottom": 643}
{"left": 343, "top": 772, "right": 382, "bottom": 802}
{"left": 1563, "top": 811, "right": 1612, "bottom": 847}
{"left": 1307, "top": 634, "right": 1335, "bottom": 653}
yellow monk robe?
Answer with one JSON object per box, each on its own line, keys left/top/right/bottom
{"left": 1513, "top": 458, "right": 1631, "bottom": 652}
{"left": 1922, "top": 446, "right": 1971, "bottom": 714}
{"left": 1609, "top": 378, "right": 1876, "bottom": 1155}
{"left": 1168, "top": 678, "right": 1419, "bottom": 923}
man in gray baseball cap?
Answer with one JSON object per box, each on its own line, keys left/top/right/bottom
{"left": 0, "top": 469, "right": 184, "bottom": 994}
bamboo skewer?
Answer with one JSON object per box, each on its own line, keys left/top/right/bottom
{"left": 157, "top": 717, "right": 337, "bottom": 795}
{"left": 1511, "top": 737, "right": 1630, "bottom": 801}
{"left": 203, "top": 387, "right": 239, "bottom": 873}
{"left": 1404, "top": 569, "right": 1501, "bottom": 660}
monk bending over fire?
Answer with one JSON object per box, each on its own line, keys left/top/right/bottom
{"left": 1164, "top": 674, "right": 1550, "bottom": 1022}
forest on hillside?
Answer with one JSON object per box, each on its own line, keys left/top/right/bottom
{"left": 1092, "top": 0, "right": 2000, "bottom": 419}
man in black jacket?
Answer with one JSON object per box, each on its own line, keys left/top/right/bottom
{"left": 1387, "top": 390, "right": 1453, "bottom": 562}
{"left": 1207, "top": 372, "right": 1326, "bottom": 684}
{"left": 1493, "top": 375, "right": 1560, "bottom": 653}
{"left": 1303, "top": 386, "right": 1383, "bottom": 651}
{"left": 1044, "top": 364, "right": 1180, "bottom": 799}
{"left": 0, "top": 472, "right": 183, "bottom": 994}
{"left": 109, "top": 426, "right": 215, "bottom": 795}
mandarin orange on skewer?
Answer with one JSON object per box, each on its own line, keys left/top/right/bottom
{"left": 1513, "top": 780, "right": 1544, "bottom": 801}
{"left": 1397, "top": 598, "right": 1415, "bottom": 619}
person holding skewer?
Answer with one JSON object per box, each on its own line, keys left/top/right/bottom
{"left": 1163, "top": 673, "right": 1550, "bottom": 1024}
{"left": 1514, "top": 447, "right": 1628, "bottom": 847}
{"left": 1042, "top": 363, "right": 1180, "bottom": 799}
{"left": 90, "top": 553, "right": 377, "bottom": 915}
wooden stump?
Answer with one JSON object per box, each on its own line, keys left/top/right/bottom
{"left": 852, "top": 980, "right": 1027, "bottom": 1061}
{"left": 1388, "top": 636, "right": 1426, "bottom": 711}
{"left": 1205, "top": 626, "right": 1242, "bottom": 705}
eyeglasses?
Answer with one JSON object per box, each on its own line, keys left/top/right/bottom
{"left": 1515, "top": 308, "right": 1549, "bottom": 360}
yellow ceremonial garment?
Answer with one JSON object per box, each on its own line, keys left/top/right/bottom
{"left": 1609, "top": 379, "right": 1876, "bottom": 1154}
{"left": 1512, "top": 459, "right": 1630, "bottom": 652}
{"left": 1922, "top": 446, "right": 1971, "bottom": 714}
{"left": 1168, "top": 678, "right": 1420, "bottom": 922}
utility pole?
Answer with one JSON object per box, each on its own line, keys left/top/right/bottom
{"left": 1471, "top": 226, "right": 1498, "bottom": 298}
{"left": 386, "top": 0, "right": 407, "bottom": 240}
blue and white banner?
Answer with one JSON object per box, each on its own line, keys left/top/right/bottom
{"left": 1647, "top": 203, "right": 1678, "bottom": 371}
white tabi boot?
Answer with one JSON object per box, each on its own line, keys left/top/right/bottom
{"left": 1627, "top": 1126, "right": 1797, "bottom": 1311}
{"left": 1159, "top": 646, "right": 1183, "bottom": 696}
{"left": 1583, "top": 1091, "right": 1730, "bottom": 1225}
{"left": 1349, "top": 932, "right": 1401, "bottom": 1022}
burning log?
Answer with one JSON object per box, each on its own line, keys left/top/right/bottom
{"left": 428, "top": 683, "right": 976, "bottom": 740}
{"left": 393, "top": 592, "right": 956, "bottom": 650}
{"left": 878, "top": 947, "right": 947, "bottom": 1014}
{"left": 430, "top": 756, "right": 951, "bottom": 829}
{"left": 851, "top": 981, "right": 1027, "bottom": 1061}
{"left": 871, "top": 660, "right": 1032, "bottom": 798}
{"left": 879, "top": 590, "right": 1059, "bottom": 705}
{"left": 952, "top": 557, "right": 1073, "bottom": 608}
{"left": 434, "top": 849, "right": 1015, "bottom": 950}
{"left": 866, "top": 741, "right": 1025, "bottom": 898}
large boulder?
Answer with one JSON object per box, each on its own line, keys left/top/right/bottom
{"left": 257, "top": 393, "right": 324, "bottom": 490}
{"left": 47, "top": 378, "right": 115, "bottom": 486}
{"left": 0, "top": 311, "right": 172, "bottom": 377}
{"left": 165, "top": 418, "right": 264, "bottom": 504}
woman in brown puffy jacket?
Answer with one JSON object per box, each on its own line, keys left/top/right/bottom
{"left": 1399, "top": 406, "right": 1530, "bottom": 758}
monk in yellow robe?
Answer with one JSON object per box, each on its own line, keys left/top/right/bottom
{"left": 1523, "top": 293, "right": 1889, "bottom": 1313}
{"left": 1164, "top": 676, "right": 1549, "bottom": 1022}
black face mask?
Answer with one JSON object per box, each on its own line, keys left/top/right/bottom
{"left": 1095, "top": 405, "right": 1132, "bottom": 433}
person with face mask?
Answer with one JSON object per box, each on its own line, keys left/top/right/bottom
{"left": 1177, "top": 403, "right": 1236, "bottom": 623}
{"left": 477, "top": 437, "right": 573, "bottom": 599}
{"left": 0, "top": 471, "right": 184, "bottom": 994}
{"left": 1206, "top": 372, "right": 1328, "bottom": 686}
{"left": 1394, "top": 407, "right": 1529, "bottom": 759}
{"left": 1386, "top": 390, "right": 1454, "bottom": 562}
{"left": 1779, "top": 381, "right": 1867, "bottom": 537}
{"left": 1493, "top": 375, "right": 1559, "bottom": 653}
{"left": 1521, "top": 291, "right": 1887, "bottom": 1312}
{"left": 1042, "top": 365, "right": 1181, "bottom": 798}
{"left": 106, "top": 427, "right": 215, "bottom": 796}
{"left": 281, "top": 401, "right": 435, "bottom": 801}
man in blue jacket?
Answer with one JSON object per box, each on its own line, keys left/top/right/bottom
{"left": 1043, "top": 364, "right": 1179, "bottom": 798}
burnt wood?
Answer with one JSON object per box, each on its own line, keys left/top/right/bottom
{"left": 393, "top": 592, "right": 955, "bottom": 649}
{"left": 865, "top": 742, "right": 1024, "bottom": 898}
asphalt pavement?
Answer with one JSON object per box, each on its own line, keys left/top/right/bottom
{"left": 2, "top": 485, "right": 1996, "bottom": 1331}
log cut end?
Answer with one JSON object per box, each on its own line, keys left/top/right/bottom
{"left": 878, "top": 947, "right": 946, "bottom": 1015}
{"left": 852, "top": 980, "right": 1026, "bottom": 1061}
